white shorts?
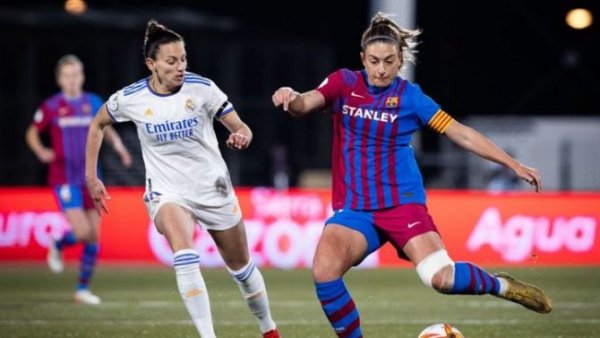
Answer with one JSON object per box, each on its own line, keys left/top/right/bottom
{"left": 144, "top": 192, "right": 242, "bottom": 231}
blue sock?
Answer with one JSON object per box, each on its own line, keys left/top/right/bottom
{"left": 315, "top": 278, "right": 362, "bottom": 338}
{"left": 451, "top": 262, "right": 500, "bottom": 295}
{"left": 55, "top": 231, "right": 77, "bottom": 250}
{"left": 77, "top": 244, "right": 99, "bottom": 290}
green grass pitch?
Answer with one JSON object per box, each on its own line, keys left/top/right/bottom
{"left": 1, "top": 265, "right": 599, "bottom": 337}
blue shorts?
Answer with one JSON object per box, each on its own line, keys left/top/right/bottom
{"left": 53, "top": 184, "right": 95, "bottom": 211}
{"left": 326, "top": 204, "right": 439, "bottom": 261}
{"left": 325, "top": 209, "right": 384, "bottom": 256}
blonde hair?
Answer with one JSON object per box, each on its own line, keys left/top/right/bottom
{"left": 361, "top": 12, "right": 421, "bottom": 66}
{"left": 55, "top": 54, "right": 83, "bottom": 77}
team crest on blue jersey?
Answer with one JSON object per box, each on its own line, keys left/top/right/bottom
{"left": 185, "top": 99, "right": 196, "bottom": 114}
{"left": 82, "top": 104, "right": 92, "bottom": 114}
{"left": 385, "top": 96, "right": 399, "bottom": 108}
{"left": 59, "top": 184, "right": 72, "bottom": 203}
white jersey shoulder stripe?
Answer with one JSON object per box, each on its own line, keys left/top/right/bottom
{"left": 184, "top": 71, "right": 209, "bottom": 80}
{"left": 123, "top": 77, "right": 148, "bottom": 91}
{"left": 124, "top": 80, "right": 149, "bottom": 96}
{"left": 184, "top": 72, "right": 211, "bottom": 86}
{"left": 185, "top": 79, "right": 211, "bottom": 87}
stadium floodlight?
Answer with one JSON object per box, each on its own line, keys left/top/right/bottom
{"left": 566, "top": 8, "right": 593, "bottom": 30}
{"left": 64, "top": 0, "right": 87, "bottom": 15}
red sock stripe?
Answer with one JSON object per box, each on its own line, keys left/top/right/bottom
{"left": 328, "top": 299, "right": 356, "bottom": 322}
{"left": 320, "top": 291, "right": 345, "bottom": 306}
{"left": 468, "top": 264, "right": 476, "bottom": 293}
{"left": 338, "top": 317, "right": 361, "bottom": 338}
{"left": 476, "top": 268, "right": 487, "bottom": 294}
{"left": 490, "top": 274, "right": 498, "bottom": 294}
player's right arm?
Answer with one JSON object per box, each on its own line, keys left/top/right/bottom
{"left": 272, "top": 87, "right": 326, "bottom": 117}
{"left": 25, "top": 124, "right": 55, "bottom": 163}
{"left": 85, "top": 104, "right": 113, "bottom": 214}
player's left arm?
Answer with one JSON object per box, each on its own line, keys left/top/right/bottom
{"left": 444, "top": 120, "right": 542, "bottom": 192}
{"left": 219, "top": 111, "right": 252, "bottom": 150}
{"left": 103, "top": 126, "right": 132, "bottom": 167}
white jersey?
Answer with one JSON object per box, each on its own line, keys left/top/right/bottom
{"left": 106, "top": 72, "right": 235, "bottom": 206}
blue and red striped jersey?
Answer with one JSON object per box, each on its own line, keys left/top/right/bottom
{"left": 316, "top": 68, "right": 452, "bottom": 211}
{"left": 31, "top": 92, "right": 103, "bottom": 186}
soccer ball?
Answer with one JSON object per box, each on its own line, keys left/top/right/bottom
{"left": 417, "top": 323, "right": 465, "bottom": 338}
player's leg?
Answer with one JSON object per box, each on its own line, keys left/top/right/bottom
{"left": 48, "top": 185, "right": 82, "bottom": 273}
{"left": 394, "top": 204, "right": 551, "bottom": 313}
{"left": 68, "top": 208, "right": 101, "bottom": 305}
{"left": 206, "top": 201, "right": 279, "bottom": 338}
{"left": 312, "top": 209, "right": 382, "bottom": 338}
{"left": 154, "top": 202, "right": 216, "bottom": 338}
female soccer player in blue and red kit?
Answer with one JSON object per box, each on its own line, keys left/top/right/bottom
{"left": 25, "top": 55, "right": 132, "bottom": 305}
{"left": 273, "top": 13, "right": 551, "bottom": 338}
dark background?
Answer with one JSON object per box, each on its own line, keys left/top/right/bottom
{"left": 1, "top": 0, "right": 598, "bottom": 187}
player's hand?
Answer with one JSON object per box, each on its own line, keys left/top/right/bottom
{"left": 118, "top": 148, "right": 133, "bottom": 168}
{"left": 36, "top": 147, "right": 56, "bottom": 163}
{"left": 86, "top": 176, "right": 111, "bottom": 215}
{"left": 514, "top": 163, "right": 543, "bottom": 193}
{"left": 226, "top": 132, "right": 250, "bottom": 150}
{"left": 272, "top": 87, "right": 299, "bottom": 111}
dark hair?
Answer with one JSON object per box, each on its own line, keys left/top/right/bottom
{"left": 55, "top": 54, "right": 83, "bottom": 77}
{"left": 361, "top": 12, "right": 421, "bottom": 65}
{"left": 143, "top": 20, "right": 184, "bottom": 60}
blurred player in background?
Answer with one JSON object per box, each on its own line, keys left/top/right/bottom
{"left": 25, "top": 54, "right": 132, "bottom": 305}
{"left": 273, "top": 12, "right": 552, "bottom": 338}
{"left": 85, "top": 20, "right": 280, "bottom": 338}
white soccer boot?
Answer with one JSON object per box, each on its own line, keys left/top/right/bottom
{"left": 74, "top": 289, "right": 102, "bottom": 305}
{"left": 47, "top": 240, "right": 64, "bottom": 273}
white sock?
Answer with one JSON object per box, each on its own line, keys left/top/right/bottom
{"left": 228, "top": 260, "right": 276, "bottom": 333}
{"left": 174, "top": 249, "right": 216, "bottom": 338}
{"left": 497, "top": 277, "right": 509, "bottom": 296}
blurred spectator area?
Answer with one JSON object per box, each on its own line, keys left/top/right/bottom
{"left": 0, "top": 6, "right": 342, "bottom": 187}
{"left": 422, "top": 117, "right": 600, "bottom": 191}
{"left": 1, "top": 1, "right": 599, "bottom": 190}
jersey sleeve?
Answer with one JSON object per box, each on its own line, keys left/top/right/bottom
{"left": 205, "top": 81, "right": 234, "bottom": 120}
{"left": 315, "top": 69, "right": 346, "bottom": 107}
{"left": 105, "top": 90, "right": 130, "bottom": 123}
{"left": 31, "top": 103, "right": 52, "bottom": 132}
{"left": 408, "top": 83, "right": 454, "bottom": 134}
{"left": 88, "top": 93, "right": 104, "bottom": 117}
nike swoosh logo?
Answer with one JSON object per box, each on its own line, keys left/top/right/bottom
{"left": 350, "top": 91, "right": 365, "bottom": 98}
{"left": 407, "top": 221, "right": 421, "bottom": 228}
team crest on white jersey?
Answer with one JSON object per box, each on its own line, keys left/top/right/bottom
{"left": 144, "top": 108, "right": 154, "bottom": 117}
{"left": 185, "top": 99, "right": 197, "bottom": 114}
{"left": 108, "top": 93, "right": 119, "bottom": 112}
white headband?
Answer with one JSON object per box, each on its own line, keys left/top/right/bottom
{"left": 361, "top": 35, "right": 399, "bottom": 49}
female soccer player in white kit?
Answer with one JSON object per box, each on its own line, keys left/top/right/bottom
{"left": 85, "top": 20, "right": 280, "bottom": 338}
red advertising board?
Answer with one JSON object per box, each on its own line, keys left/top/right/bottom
{"left": 1, "top": 187, "right": 598, "bottom": 267}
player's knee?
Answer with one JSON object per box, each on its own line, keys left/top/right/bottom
{"left": 430, "top": 265, "right": 455, "bottom": 293}
{"left": 416, "top": 250, "right": 455, "bottom": 293}
{"left": 312, "top": 255, "right": 345, "bottom": 283}
{"left": 74, "top": 230, "right": 93, "bottom": 243}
